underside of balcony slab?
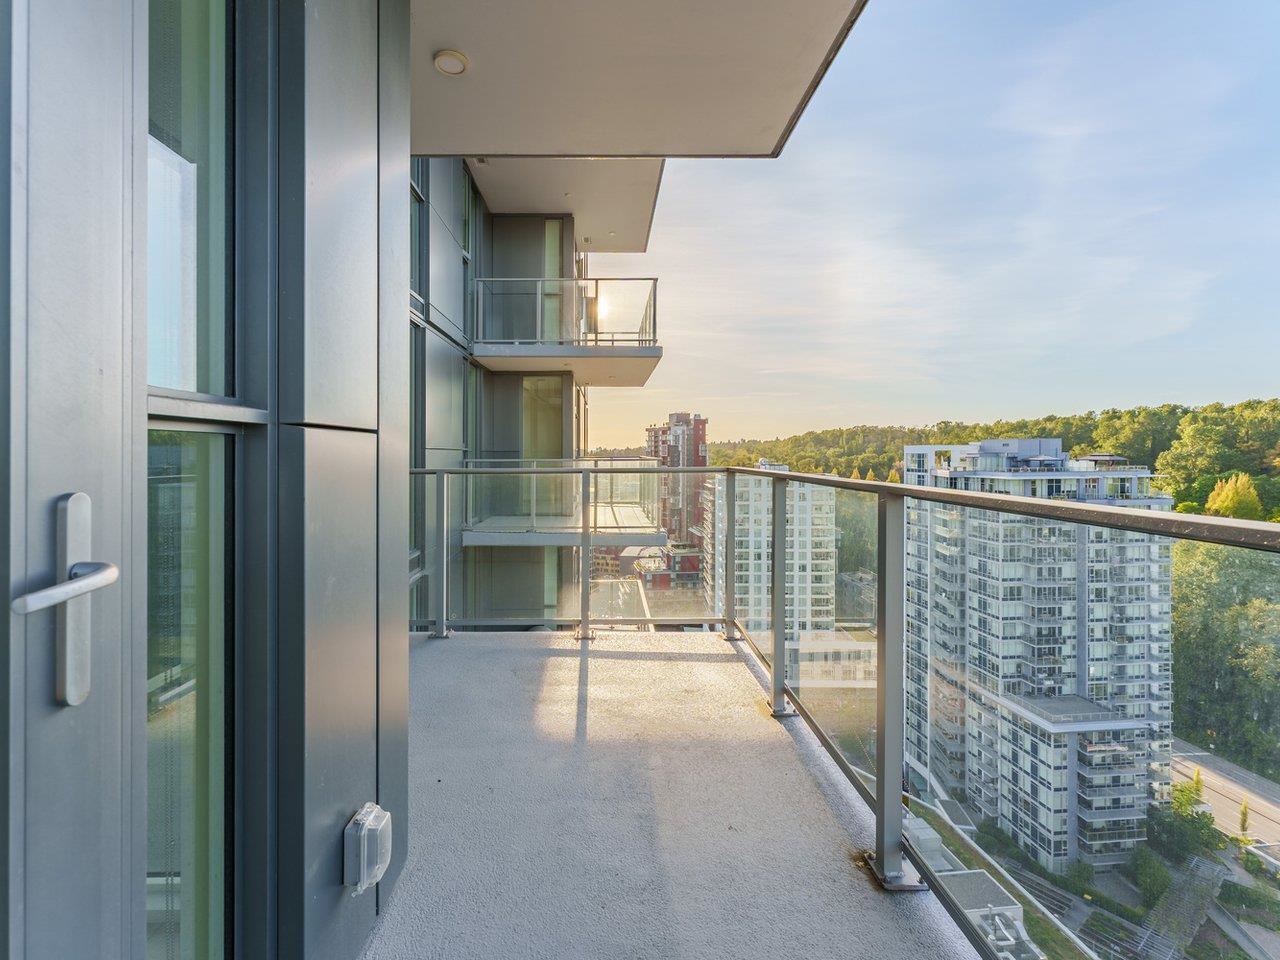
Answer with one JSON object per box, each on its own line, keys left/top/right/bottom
{"left": 360, "top": 631, "right": 977, "bottom": 960}
{"left": 470, "top": 343, "right": 662, "bottom": 387}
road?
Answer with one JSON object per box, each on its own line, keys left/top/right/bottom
{"left": 1172, "top": 738, "right": 1280, "bottom": 846}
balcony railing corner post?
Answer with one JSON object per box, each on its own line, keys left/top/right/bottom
{"left": 723, "top": 470, "right": 737, "bottom": 641}
{"left": 769, "top": 475, "right": 792, "bottom": 717}
{"left": 578, "top": 468, "right": 592, "bottom": 641}
{"left": 868, "top": 489, "right": 925, "bottom": 891}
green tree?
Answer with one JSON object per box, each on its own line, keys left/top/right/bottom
{"left": 1206, "top": 473, "right": 1265, "bottom": 520}
{"left": 1064, "top": 860, "right": 1095, "bottom": 889}
{"left": 849, "top": 467, "right": 862, "bottom": 480}
{"left": 886, "top": 467, "right": 901, "bottom": 483}
{"left": 1151, "top": 795, "right": 1222, "bottom": 859}
{"left": 1173, "top": 539, "right": 1280, "bottom": 779}
{"left": 864, "top": 468, "right": 877, "bottom": 481}
{"left": 1241, "top": 798, "right": 1251, "bottom": 836}
{"left": 1078, "top": 404, "right": 1188, "bottom": 466}
{"left": 1155, "top": 399, "right": 1280, "bottom": 507}
{"left": 1125, "top": 845, "right": 1172, "bottom": 908}
{"left": 1193, "top": 767, "right": 1204, "bottom": 800}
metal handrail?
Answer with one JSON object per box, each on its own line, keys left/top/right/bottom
{"left": 410, "top": 464, "right": 1280, "bottom": 553}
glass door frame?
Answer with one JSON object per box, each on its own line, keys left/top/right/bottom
{"left": 140, "top": 0, "right": 276, "bottom": 953}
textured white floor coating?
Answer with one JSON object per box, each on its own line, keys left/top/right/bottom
{"left": 360, "top": 631, "right": 978, "bottom": 960}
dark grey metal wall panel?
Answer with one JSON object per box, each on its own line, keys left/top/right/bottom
{"left": 426, "top": 157, "right": 467, "bottom": 343}
{"left": 427, "top": 157, "right": 464, "bottom": 242}
{"left": 278, "top": 0, "right": 380, "bottom": 430}
{"left": 278, "top": 426, "right": 379, "bottom": 960}
{"left": 424, "top": 328, "right": 467, "bottom": 453}
{"left": 491, "top": 216, "right": 550, "bottom": 278}
{"left": 481, "top": 372, "right": 522, "bottom": 460}
{"left": 427, "top": 211, "right": 465, "bottom": 340}
{"left": 376, "top": 0, "right": 410, "bottom": 903}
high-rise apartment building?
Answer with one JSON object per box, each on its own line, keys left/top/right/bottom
{"left": 646, "top": 411, "right": 709, "bottom": 544}
{"left": 703, "top": 461, "right": 838, "bottom": 676}
{"left": 903, "top": 439, "right": 1174, "bottom": 871}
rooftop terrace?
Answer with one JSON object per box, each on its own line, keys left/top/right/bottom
{"left": 360, "top": 630, "right": 976, "bottom": 960}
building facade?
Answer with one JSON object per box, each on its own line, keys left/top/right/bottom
{"left": 405, "top": 156, "right": 669, "bottom": 628}
{"left": 903, "top": 439, "right": 1173, "bottom": 871}
{"left": 646, "top": 411, "right": 709, "bottom": 544}
{"left": 703, "top": 461, "right": 838, "bottom": 678}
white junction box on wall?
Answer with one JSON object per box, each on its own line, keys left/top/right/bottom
{"left": 344, "top": 802, "right": 393, "bottom": 896}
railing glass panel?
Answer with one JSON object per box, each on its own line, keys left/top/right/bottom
{"left": 589, "top": 471, "right": 715, "bottom": 625}
{"left": 786, "top": 485, "right": 880, "bottom": 784}
{"left": 474, "top": 278, "right": 658, "bottom": 345}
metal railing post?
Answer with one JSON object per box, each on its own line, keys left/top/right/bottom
{"left": 433, "top": 472, "right": 449, "bottom": 637}
{"left": 770, "top": 476, "right": 791, "bottom": 716}
{"left": 723, "top": 471, "right": 737, "bottom": 640}
{"left": 869, "top": 490, "right": 924, "bottom": 890}
{"left": 578, "top": 469, "right": 592, "bottom": 640}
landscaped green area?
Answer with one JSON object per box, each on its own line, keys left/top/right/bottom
{"left": 973, "top": 819, "right": 1147, "bottom": 925}
{"left": 1218, "top": 879, "right": 1280, "bottom": 932}
{"left": 1187, "top": 918, "right": 1254, "bottom": 960}
{"left": 908, "top": 801, "right": 1092, "bottom": 960}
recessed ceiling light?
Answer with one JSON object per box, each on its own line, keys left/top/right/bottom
{"left": 609, "top": 231, "right": 616, "bottom": 237}
{"left": 433, "top": 49, "right": 469, "bottom": 76}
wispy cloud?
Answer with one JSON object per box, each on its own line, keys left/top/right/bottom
{"left": 588, "top": 0, "right": 1280, "bottom": 448}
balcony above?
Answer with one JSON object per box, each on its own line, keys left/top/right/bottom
{"left": 459, "top": 461, "right": 666, "bottom": 547}
{"left": 472, "top": 278, "right": 661, "bottom": 387}
{"left": 409, "top": 0, "right": 867, "bottom": 157}
{"left": 359, "top": 630, "right": 976, "bottom": 960}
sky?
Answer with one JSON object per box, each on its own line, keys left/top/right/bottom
{"left": 587, "top": 0, "right": 1280, "bottom": 449}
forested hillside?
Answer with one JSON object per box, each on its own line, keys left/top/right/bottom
{"left": 701, "top": 400, "right": 1280, "bottom": 519}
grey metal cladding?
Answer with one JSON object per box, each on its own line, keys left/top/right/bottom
{"left": 279, "top": 0, "right": 379, "bottom": 429}
{"left": 376, "top": 0, "right": 411, "bottom": 904}
{"left": 278, "top": 425, "right": 379, "bottom": 960}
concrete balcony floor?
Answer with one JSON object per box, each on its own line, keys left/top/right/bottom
{"left": 361, "top": 630, "right": 977, "bottom": 960}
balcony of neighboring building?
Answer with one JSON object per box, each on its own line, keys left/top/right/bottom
{"left": 470, "top": 277, "right": 661, "bottom": 386}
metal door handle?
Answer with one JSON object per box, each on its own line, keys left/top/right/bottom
{"left": 8, "top": 493, "right": 116, "bottom": 705}
{"left": 11, "top": 561, "right": 118, "bottom": 615}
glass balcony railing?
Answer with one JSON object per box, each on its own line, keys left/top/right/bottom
{"left": 408, "top": 462, "right": 1280, "bottom": 960}
{"left": 473, "top": 277, "right": 657, "bottom": 346}
{"left": 456, "top": 459, "right": 661, "bottom": 541}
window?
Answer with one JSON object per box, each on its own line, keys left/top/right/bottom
{"left": 148, "top": 0, "right": 233, "bottom": 395}
{"left": 147, "top": 0, "right": 237, "bottom": 952}
{"left": 147, "top": 430, "right": 232, "bottom": 958}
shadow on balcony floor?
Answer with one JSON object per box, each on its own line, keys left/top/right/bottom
{"left": 360, "top": 631, "right": 977, "bottom": 960}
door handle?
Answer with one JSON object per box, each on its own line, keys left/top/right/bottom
{"left": 11, "top": 561, "right": 118, "bottom": 615}
{"left": 9, "top": 493, "right": 118, "bottom": 705}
